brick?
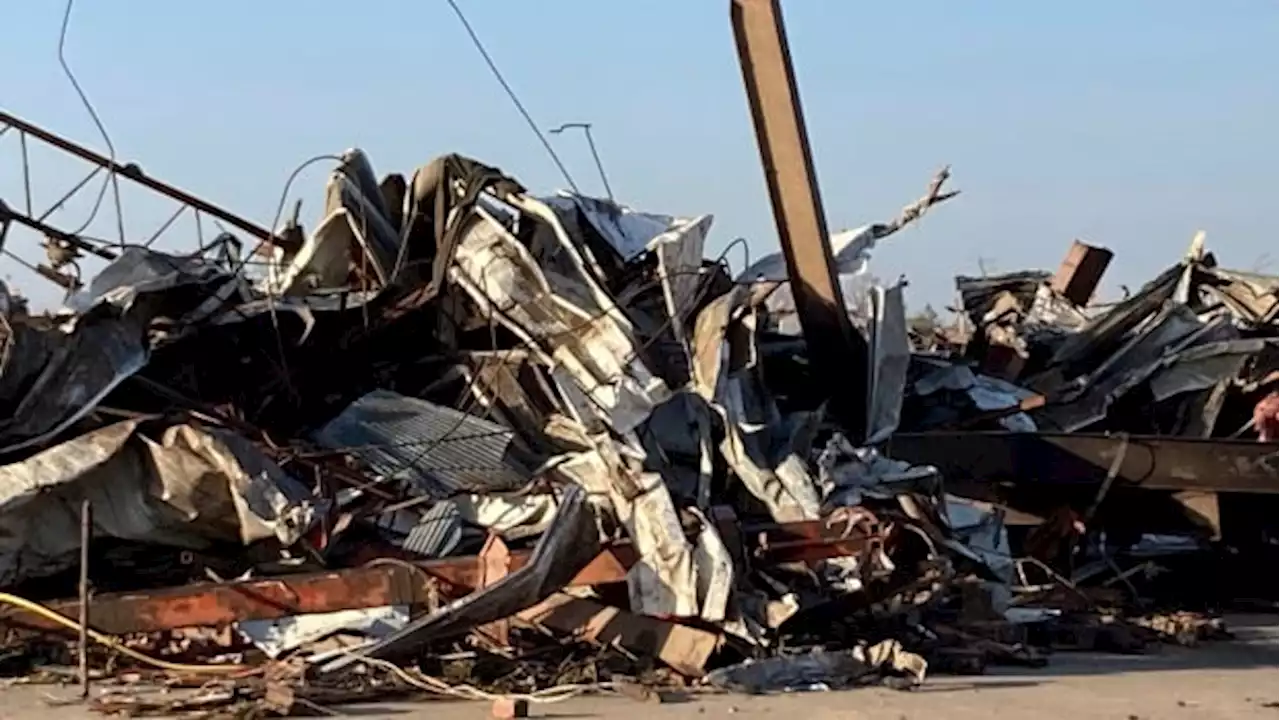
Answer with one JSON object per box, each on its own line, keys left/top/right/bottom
{"left": 491, "top": 698, "right": 529, "bottom": 719}
{"left": 1051, "top": 240, "right": 1113, "bottom": 306}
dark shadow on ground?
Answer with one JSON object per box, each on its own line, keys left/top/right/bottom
{"left": 978, "top": 613, "right": 1278, "bottom": 678}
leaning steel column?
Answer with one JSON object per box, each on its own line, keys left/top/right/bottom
{"left": 730, "top": 0, "right": 868, "bottom": 442}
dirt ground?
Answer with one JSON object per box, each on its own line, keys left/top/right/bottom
{"left": 0, "top": 614, "right": 1274, "bottom": 720}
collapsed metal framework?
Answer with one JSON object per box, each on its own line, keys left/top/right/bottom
{"left": 0, "top": 110, "right": 272, "bottom": 291}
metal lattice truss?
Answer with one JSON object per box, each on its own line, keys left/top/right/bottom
{"left": 0, "top": 110, "right": 272, "bottom": 295}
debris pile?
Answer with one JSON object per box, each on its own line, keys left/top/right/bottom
{"left": 0, "top": 136, "right": 1273, "bottom": 716}
{"left": 911, "top": 233, "right": 1277, "bottom": 440}
{"left": 889, "top": 231, "right": 1277, "bottom": 608}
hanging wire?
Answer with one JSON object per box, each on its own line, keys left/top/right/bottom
{"left": 234, "top": 153, "right": 349, "bottom": 277}
{"left": 227, "top": 152, "right": 392, "bottom": 403}
{"left": 58, "top": 0, "right": 125, "bottom": 243}
{"left": 443, "top": 0, "right": 580, "bottom": 193}
{"left": 252, "top": 153, "right": 363, "bottom": 402}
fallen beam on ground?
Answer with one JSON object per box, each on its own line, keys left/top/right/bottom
{"left": 1, "top": 517, "right": 885, "bottom": 635}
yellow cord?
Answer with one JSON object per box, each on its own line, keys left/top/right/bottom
{"left": 0, "top": 592, "right": 622, "bottom": 697}
{"left": 0, "top": 592, "right": 247, "bottom": 675}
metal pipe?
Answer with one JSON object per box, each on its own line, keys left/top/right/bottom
{"left": 0, "top": 206, "right": 116, "bottom": 260}
{"left": 78, "top": 499, "right": 92, "bottom": 699}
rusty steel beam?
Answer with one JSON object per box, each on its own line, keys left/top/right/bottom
{"left": 0, "top": 111, "right": 273, "bottom": 243}
{"left": 0, "top": 201, "right": 117, "bottom": 260}
{"left": 2, "top": 518, "right": 884, "bottom": 635}
{"left": 730, "top": 0, "right": 868, "bottom": 442}
{"left": 74, "top": 549, "right": 633, "bottom": 635}
{"left": 9, "top": 565, "right": 431, "bottom": 636}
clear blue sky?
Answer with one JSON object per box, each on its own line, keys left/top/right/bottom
{"left": 1, "top": 1, "right": 1276, "bottom": 311}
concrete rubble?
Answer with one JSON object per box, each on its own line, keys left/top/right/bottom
{"left": 0, "top": 122, "right": 1274, "bottom": 716}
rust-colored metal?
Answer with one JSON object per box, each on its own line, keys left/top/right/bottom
{"left": 730, "top": 0, "right": 868, "bottom": 442}
{"left": 0, "top": 111, "right": 273, "bottom": 243}
{"left": 4, "top": 517, "right": 885, "bottom": 635}
{"left": 476, "top": 534, "right": 513, "bottom": 646}
{"left": 90, "top": 565, "right": 429, "bottom": 635}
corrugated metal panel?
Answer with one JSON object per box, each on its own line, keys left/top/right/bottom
{"left": 403, "top": 505, "right": 463, "bottom": 557}
{"left": 313, "top": 389, "right": 533, "bottom": 499}
{"left": 371, "top": 502, "right": 463, "bottom": 558}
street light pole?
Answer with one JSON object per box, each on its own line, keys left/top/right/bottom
{"left": 549, "top": 122, "right": 615, "bottom": 202}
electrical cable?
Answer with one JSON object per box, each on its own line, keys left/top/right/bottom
{"left": 225, "top": 153, "right": 373, "bottom": 404}
{"left": 58, "top": 0, "right": 125, "bottom": 243}
{"left": 0, "top": 594, "right": 611, "bottom": 693}
{"left": 444, "top": 0, "right": 580, "bottom": 194}
{"left": 233, "top": 154, "right": 349, "bottom": 280}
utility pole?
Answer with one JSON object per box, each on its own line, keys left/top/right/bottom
{"left": 730, "top": 0, "right": 868, "bottom": 442}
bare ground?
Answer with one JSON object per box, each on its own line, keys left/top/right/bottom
{"left": 0, "top": 614, "right": 1274, "bottom": 720}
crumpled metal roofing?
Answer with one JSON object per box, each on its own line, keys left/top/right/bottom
{"left": 0, "top": 314, "right": 148, "bottom": 455}
{"left": 313, "top": 389, "right": 535, "bottom": 500}
{"left": 0, "top": 419, "right": 320, "bottom": 586}
{"left": 62, "top": 247, "right": 229, "bottom": 316}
